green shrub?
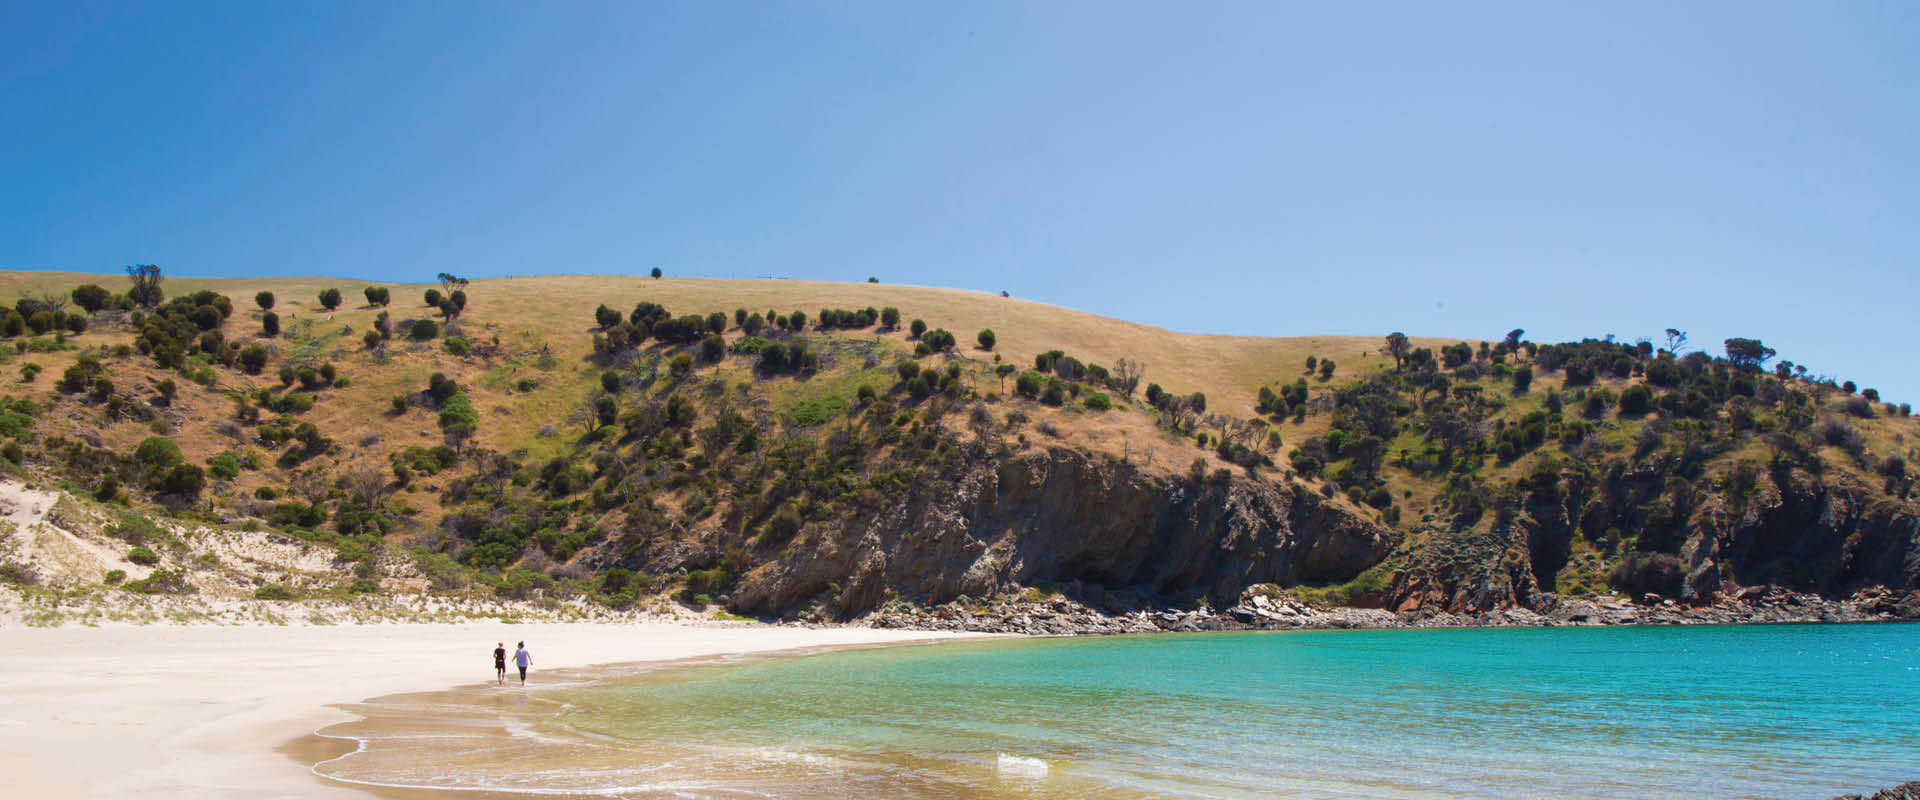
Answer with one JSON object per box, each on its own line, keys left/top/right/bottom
{"left": 206, "top": 452, "right": 242, "bottom": 480}
{"left": 162, "top": 464, "right": 206, "bottom": 496}
{"left": 788, "top": 395, "right": 848, "bottom": 427}
{"left": 348, "top": 578, "right": 379, "bottom": 594}
{"left": 103, "top": 569, "right": 126, "bottom": 585}
{"left": 1084, "top": 392, "right": 1112, "bottom": 411}
{"left": 317, "top": 288, "right": 342, "bottom": 310}
{"left": 253, "top": 584, "right": 296, "bottom": 601}
{"left": 1619, "top": 384, "right": 1653, "bottom": 415}
{"left": 409, "top": 319, "right": 439, "bottom": 340}
{"left": 127, "top": 546, "right": 160, "bottom": 566}
{"left": 443, "top": 337, "right": 470, "bottom": 356}
{"left": 977, "top": 329, "right": 996, "bottom": 350}
{"left": 134, "top": 436, "right": 183, "bottom": 468}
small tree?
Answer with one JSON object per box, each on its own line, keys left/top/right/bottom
{"left": 1723, "top": 337, "right": 1775, "bottom": 369}
{"left": 909, "top": 319, "right": 927, "bottom": 339}
{"left": 976, "top": 329, "right": 996, "bottom": 351}
{"left": 125, "top": 264, "right": 164, "bottom": 308}
{"left": 1384, "top": 332, "right": 1410, "bottom": 370}
{"left": 1112, "top": 358, "right": 1145, "bottom": 397}
{"left": 449, "top": 290, "right": 467, "bottom": 311}
{"left": 880, "top": 307, "right": 901, "bottom": 329}
{"left": 410, "top": 319, "right": 439, "bottom": 340}
{"left": 255, "top": 291, "right": 275, "bottom": 310}
{"left": 261, "top": 312, "right": 280, "bottom": 337}
{"left": 363, "top": 286, "right": 390, "bottom": 306}
{"left": 651, "top": 267, "right": 663, "bottom": 279}
{"left": 424, "top": 289, "right": 443, "bottom": 307}
{"left": 1318, "top": 359, "right": 1336, "bottom": 380}
{"left": 318, "top": 288, "right": 342, "bottom": 311}
{"left": 1663, "top": 328, "right": 1687, "bottom": 355}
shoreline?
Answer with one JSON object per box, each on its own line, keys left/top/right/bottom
{"left": 3, "top": 594, "right": 1912, "bottom": 799}
{"left": 0, "top": 621, "right": 994, "bottom": 799}
{"left": 299, "top": 638, "right": 998, "bottom": 800}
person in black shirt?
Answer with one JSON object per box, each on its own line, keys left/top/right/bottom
{"left": 493, "top": 642, "right": 507, "bottom": 685}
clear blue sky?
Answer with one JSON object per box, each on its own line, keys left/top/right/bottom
{"left": 4, "top": 1, "right": 1916, "bottom": 398}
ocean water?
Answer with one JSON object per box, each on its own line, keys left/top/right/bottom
{"left": 315, "top": 624, "right": 1920, "bottom": 798}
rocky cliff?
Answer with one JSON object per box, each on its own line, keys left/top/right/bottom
{"left": 729, "top": 447, "right": 1398, "bottom": 617}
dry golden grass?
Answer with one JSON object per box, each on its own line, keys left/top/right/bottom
{"left": 5, "top": 269, "right": 1915, "bottom": 530}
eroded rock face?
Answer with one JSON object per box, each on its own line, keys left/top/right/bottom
{"left": 730, "top": 447, "right": 1397, "bottom": 617}
{"left": 1384, "top": 467, "right": 1920, "bottom": 615}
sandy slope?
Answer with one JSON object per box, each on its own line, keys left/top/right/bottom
{"left": 0, "top": 622, "right": 987, "bottom": 799}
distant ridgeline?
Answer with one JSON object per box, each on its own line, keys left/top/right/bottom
{"left": 0, "top": 267, "right": 1914, "bottom": 617}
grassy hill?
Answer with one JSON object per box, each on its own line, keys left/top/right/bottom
{"left": 0, "top": 269, "right": 1914, "bottom": 620}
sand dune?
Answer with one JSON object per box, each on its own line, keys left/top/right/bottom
{"left": 0, "top": 622, "right": 987, "bottom": 798}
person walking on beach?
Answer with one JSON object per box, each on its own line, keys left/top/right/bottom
{"left": 513, "top": 641, "right": 532, "bottom": 685}
{"left": 493, "top": 642, "right": 507, "bottom": 686}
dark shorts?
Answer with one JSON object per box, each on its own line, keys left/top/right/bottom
{"left": 495, "top": 661, "right": 505, "bottom": 672}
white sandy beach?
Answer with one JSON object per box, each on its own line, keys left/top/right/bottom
{"left": 0, "top": 622, "right": 985, "bottom": 799}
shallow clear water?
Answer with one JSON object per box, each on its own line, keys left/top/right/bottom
{"left": 318, "top": 624, "right": 1920, "bottom": 798}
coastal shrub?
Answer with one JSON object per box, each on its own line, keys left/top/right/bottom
{"left": 1618, "top": 384, "right": 1653, "bottom": 415}
{"left": 206, "top": 452, "right": 241, "bottom": 481}
{"left": 261, "top": 312, "right": 279, "bottom": 337}
{"left": 127, "top": 546, "right": 160, "bottom": 566}
{"left": 318, "top": 288, "right": 342, "bottom": 310}
{"left": 409, "top": 319, "right": 439, "bottom": 340}
{"left": 977, "top": 329, "right": 996, "bottom": 351}
{"left": 253, "top": 583, "right": 296, "bottom": 601}
{"left": 254, "top": 291, "right": 275, "bottom": 310}
{"left": 0, "top": 561, "right": 38, "bottom": 586}
{"left": 162, "top": 464, "right": 206, "bottom": 496}
{"left": 909, "top": 319, "right": 927, "bottom": 339}
{"left": 134, "top": 436, "right": 183, "bottom": 469}
{"left": 71, "top": 284, "right": 112, "bottom": 312}
{"left": 124, "top": 568, "right": 193, "bottom": 595}
{"left": 443, "top": 337, "right": 471, "bottom": 357}
{"left": 1084, "top": 392, "right": 1112, "bottom": 411}
{"left": 103, "top": 569, "right": 126, "bottom": 585}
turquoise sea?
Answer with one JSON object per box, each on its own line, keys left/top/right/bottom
{"left": 318, "top": 624, "right": 1919, "bottom": 798}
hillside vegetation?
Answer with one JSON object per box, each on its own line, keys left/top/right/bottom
{"left": 0, "top": 268, "right": 1914, "bottom": 620}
